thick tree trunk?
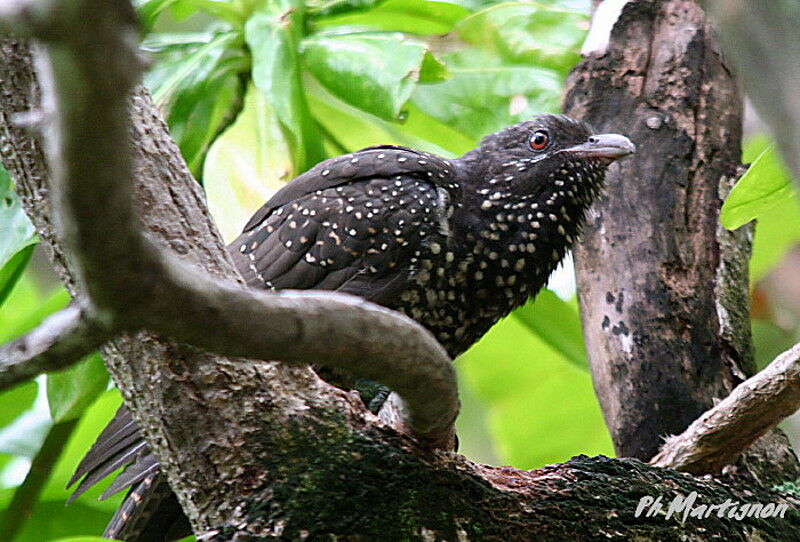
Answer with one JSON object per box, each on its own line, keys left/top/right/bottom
{"left": 563, "top": 0, "right": 799, "bottom": 483}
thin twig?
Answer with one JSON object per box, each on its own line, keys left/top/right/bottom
{"left": 651, "top": 342, "right": 800, "bottom": 474}
{"left": 0, "top": 305, "right": 112, "bottom": 390}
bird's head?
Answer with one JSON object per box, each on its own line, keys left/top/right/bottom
{"left": 456, "top": 114, "right": 635, "bottom": 221}
{"left": 466, "top": 113, "right": 634, "bottom": 190}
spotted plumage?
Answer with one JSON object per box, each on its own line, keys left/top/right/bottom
{"left": 69, "top": 114, "right": 634, "bottom": 541}
{"left": 231, "top": 115, "right": 634, "bottom": 357}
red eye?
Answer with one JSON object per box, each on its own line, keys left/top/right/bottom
{"left": 529, "top": 130, "right": 549, "bottom": 151}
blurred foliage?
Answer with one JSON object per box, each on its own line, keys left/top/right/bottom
{"left": 721, "top": 134, "right": 800, "bottom": 373}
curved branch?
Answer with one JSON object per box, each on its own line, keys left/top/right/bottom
{"left": 652, "top": 342, "right": 800, "bottom": 474}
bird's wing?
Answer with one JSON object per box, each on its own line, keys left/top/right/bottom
{"left": 241, "top": 146, "right": 453, "bottom": 233}
{"left": 229, "top": 174, "right": 444, "bottom": 304}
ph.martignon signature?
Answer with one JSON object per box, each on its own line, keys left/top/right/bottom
{"left": 635, "top": 491, "right": 789, "bottom": 521}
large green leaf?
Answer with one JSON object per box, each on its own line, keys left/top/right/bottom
{"left": 721, "top": 143, "right": 798, "bottom": 230}
{"left": 135, "top": 0, "right": 183, "bottom": 31}
{"left": 204, "top": 83, "right": 295, "bottom": 241}
{"left": 302, "top": 33, "right": 446, "bottom": 120}
{"left": 0, "top": 283, "right": 70, "bottom": 343}
{"left": 167, "top": 64, "right": 243, "bottom": 176}
{"left": 48, "top": 537, "right": 109, "bottom": 542}
{"left": 144, "top": 31, "right": 240, "bottom": 108}
{"left": 513, "top": 290, "right": 587, "bottom": 370}
{"left": 0, "top": 165, "right": 37, "bottom": 273}
{"left": 305, "top": 75, "right": 455, "bottom": 157}
{"left": 37, "top": 389, "right": 124, "bottom": 507}
{"left": 246, "top": 2, "right": 325, "bottom": 171}
{"left": 412, "top": 51, "right": 562, "bottom": 139}
{"left": 459, "top": 315, "right": 611, "bottom": 468}
{"left": 456, "top": 2, "right": 587, "bottom": 74}
{"left": 307, "top": 0, "right": 382, "bottom": 18}
{"left": 750, "top": 192, "right": 800, "bottom": 283}
{"left": 732, "top": 135, "right": 800, "bottom": 282}
{"left": 47, "top": 354, "right": 109, "bottom": 424}
{"left": 312, "top": 0, "right": 472, "bottom": 35}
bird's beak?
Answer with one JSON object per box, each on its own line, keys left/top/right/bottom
{"left": 562, "top": 134, "right": 636, "bottom": 162}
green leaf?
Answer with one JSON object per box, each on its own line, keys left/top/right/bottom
{"left": 204, "top": 83, "right": 295, "bottom": 241}
{"left": 0, "top": 243, "right": 35, "bottom": 308}
{"left": 307, "top": 0, "right": 381, "bottom": 18}
{"left": 0, "top": 285, "right": 70, "bottom": 343}
{"left": 181, "top": 0, "right": 246, "bottom": 25}
{"left": 37, "top": 390, "right": 124, "bottom": 508}
{"left": 245, "top": 2, "right": 325, "bottom": 171}
{"left": 305, "top": 76, "right": 458, "bottom": 156}
{"left": 302, "top": 34, "right": 440, "bottom": 120}
{"left": 141, "top": 31, "right": 222, "bottom": 51}
{"left": 459, "top": 315, "right": 612, "bottom": 468}
{"left": 0, "top": 382, "right": 52, "bottom": 457}
{"left": 312, "top": 0, "right": 472, "bottom": 35}
{"left": 46, "top": 354, "right": 108, "bottom": 423}
{"left": 721, "top": 143, "right": 798, "bottom": 230}
{"left": 0, "top": 381, "right": 37, "bottom": 429}
{"left": 419, "top": 51, "right": 449, "bottom": 83}
{"left": 513, "top": 290, "right": 587, "bottom": 370}
{"left": 412, "top": 53, "right": 562, "bottom": 139}
{"left": 135, "top": 0, "right": 183, "bottom": 31}
{"left": 3, "top": 502, "right": 110, "bottom": 542}
{"left": 749, "top": 189, "right": 800, "bottom": 283}
{"left": 48, "top": 537, "right": 109, "bottom": 542}
{"left": 0, "top": 165, "right": 37, "bottom": 272}
{"left": 145, "top": 31, "right": 240, "bottom": 108}
{"left": 456, "top": 2, "right": 588, "bottom": 74}
{"left": 167, "top": 65, "right": 243, "bottom": 177}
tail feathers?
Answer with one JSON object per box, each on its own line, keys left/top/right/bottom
{"left": 104, "top": 473, "right": 191, "bottom": 541}
{"left": 67, "top": 404, "right": 191, "bottom": 540}
{"left": 68, "top": 405, "right": 148, "bottom": 503}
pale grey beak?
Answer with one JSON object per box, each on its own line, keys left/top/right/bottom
{"left": 563, "top": 134, "right": 636, "bottom": 161}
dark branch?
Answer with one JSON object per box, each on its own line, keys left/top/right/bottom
{"left": 0, "top": 304, "right": 111, "bottom": 389}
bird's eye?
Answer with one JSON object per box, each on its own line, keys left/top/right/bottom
{"left": 529, "top": 130, "right": 549, "bottom": 151}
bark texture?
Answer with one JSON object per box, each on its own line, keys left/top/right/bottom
{"left": 563, "top": 0, "right": 799, "bottom": 482}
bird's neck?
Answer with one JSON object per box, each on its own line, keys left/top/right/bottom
{"left": 449, "top": 155, "right": 595, "bottom": 297}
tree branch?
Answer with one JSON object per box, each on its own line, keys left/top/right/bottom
{"left": 652, "top": 342, "right": 800, "bottom": 474}
{"left": 0, "top": 304, "right": 111, "bottom": 388}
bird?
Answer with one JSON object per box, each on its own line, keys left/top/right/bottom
{"left": 67, "top": 114, "right": 635, "bottom": 541}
